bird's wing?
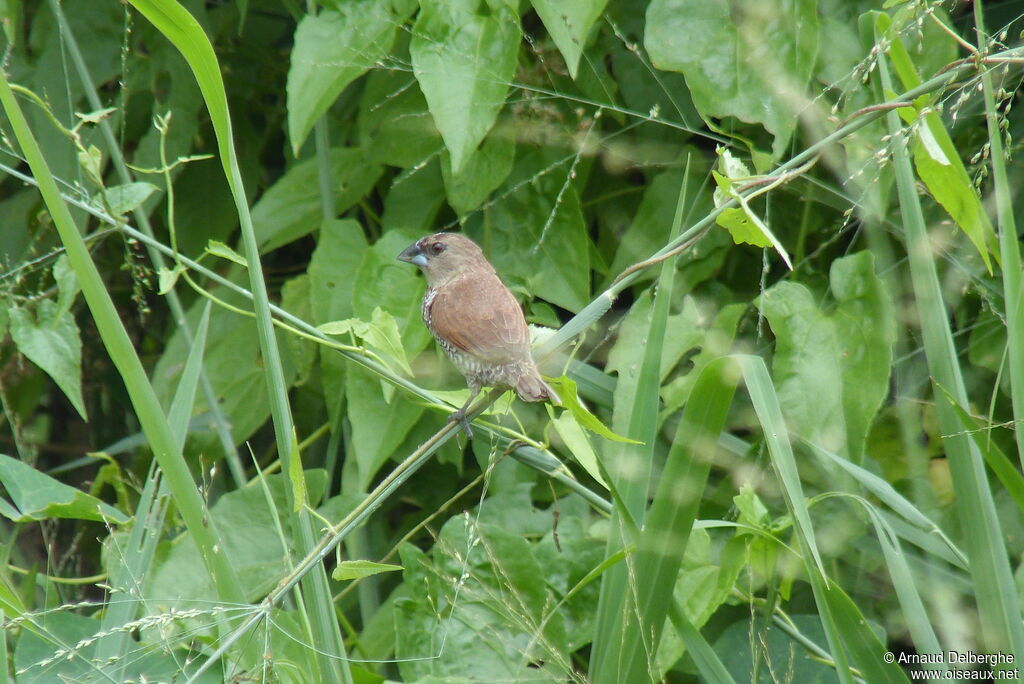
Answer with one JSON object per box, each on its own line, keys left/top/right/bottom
{"left": 430, "top": 273, "right": 531, "bottom": 364}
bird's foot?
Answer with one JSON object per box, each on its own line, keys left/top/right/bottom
{"left": 448, "top": 410, "right": 474, "bottom": 439}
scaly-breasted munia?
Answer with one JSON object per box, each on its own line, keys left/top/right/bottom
{"left": 397, "top": 233, "right": 560, "bottom": 437}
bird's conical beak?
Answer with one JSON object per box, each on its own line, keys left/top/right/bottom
{"left": 397, "top": 242, "right": 428, "bottom": 268}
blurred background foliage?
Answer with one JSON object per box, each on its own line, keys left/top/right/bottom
{"left": 2, "top": 0, "right": 1024, "bottom": 681}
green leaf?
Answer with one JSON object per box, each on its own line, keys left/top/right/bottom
{"left": 157, "top": 264, "right": 186, "bottom": 295}
{"left": 346, "top": 366, "right": 424, "bottom": 490}
{"left": 321, "top": 309, "right": 415, "bottom": 377}
{"left": 606, "top": 163, "right": 719, "bottom": 287}
{"left": 440, "top": 132, "right": 515, "bottom": 215}
{"left": 645, "top": 0, "right": 819, "bottom": 158}
{"left": 204, "top": 239, "right": 247, "bottom": 267}
{"left": 394, "top": 518, "right": 568, "bottom": 681}
{"left": 758, "top": 252, "right": 895, "bottom": 463}
{"left": 829, "top": 252, "right": 895, "bottom": 463}
{"left": 332, "top": 559, "right": 403, "bottom": 581}
{"left": 662, "top": 303, "right": 744, "bottom": 410}
{"left": 548, "top": 376, "right": 639, "bottom": 443}
{"left": 281, "top": 274, "right": 316, "bottom": 385}
{"left": 363, "top": 307, "right": 414, "bottom": 376}
{"left": 712, "top": 151, "right": 791, "bottom": 266}
{"left": 287, "top": 3, "right": 399, "bottom": 154}
{"left": 52, "top": 254, "right": 80, "bottom": 321}
{"left": 95, "top": 182, "right": 158, "bottom": 216}
{"left": 529, "top": 0, "right": 610, "bottom": 78}
{"left": 357, "top": 68, "right": 442, "bottom": 168}
{"left": 144, "top": 470, "right": 328, "bottom": 603}
{"left": 712, "top": 156, "right": 770, "bottom": 247}
{"left": 78, "top": 145, "right": 103, "bottom": 185}
{"left": 8, "top": 300, "right": 87, "bottom": 420}
{"left": 382, "top": 160, "right": 447, "bottom": 234}
{"left": 353, "top": 230, "right": 431, "bottom": 355}
{"left": 713, "top": 615, "right": 841, "bottom": 683}
{"left": 884, "top": 18, "right": 994, "bottom": 272}
{"left": 410, "top": 0, "right": 521, "bottom": 173}
{"left": 308, "top": 219, "right": 368, "bottom": 325}
{"left": 253, "top": 147, "right": 382, "bottom": 252}
{"left": 758, "top": 281, "right": 847, "bottom": 456}
{"left": 153, "top": 301, "right": 289, "bottom": 444}
{"left": 0, "top": 454, "right": 128, "bottom": 523}
{"left": 715, "top": 204, "right": 771, "bottom": 248}
{"left": 551, "top": 410, "right": 609, "bottom": 489}
{"left": 822, "top": 583, "right": 911, "bottom": 684}
{"left": 489, "top": 152, "right": 591, "bottom": 312}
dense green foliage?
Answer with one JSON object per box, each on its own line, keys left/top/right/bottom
{"left": 2, "top": 0, "right": 1024, "bottom": 681}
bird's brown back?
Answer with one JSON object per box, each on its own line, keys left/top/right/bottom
{"left": 427, "top": 271, "right": 531, "bottom": 365}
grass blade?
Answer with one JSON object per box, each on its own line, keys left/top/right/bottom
{"left": 878, "top": 33, "right": 1024, "bottom": 663}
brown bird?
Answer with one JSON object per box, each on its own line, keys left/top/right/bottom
{"left": 397, "top": 233, "right": 560, "bottom": 437}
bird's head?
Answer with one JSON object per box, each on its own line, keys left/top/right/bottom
{"left": 396, "top": 233, "right": 492, "bottom": 286}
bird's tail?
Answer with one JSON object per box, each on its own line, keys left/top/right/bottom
{"left": 516, "top": 368, "right": 561, "bottom": 405}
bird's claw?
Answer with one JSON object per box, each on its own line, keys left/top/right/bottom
{"left": 448, "top": 410, "right": 474, "bottom": 439}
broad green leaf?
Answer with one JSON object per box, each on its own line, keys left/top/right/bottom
{"left": 0, "top": 454, "right": 128, "bottom": 523}
{"left": 319, "top": 309, "right": 412, "bottom": 376}
{"left": 52, "top": 254, "right": 80, "bottom": 321}
{"left": 363, "top": 307, "right": 415, "bottom": 376}
{"left": 489, "top": 152, "right": 591, "bottom": 312}
{"left": 713, "top": 615, "right": 840, "bottom": 683}
{"left": 530, "top": 0, "right": 610, "bottom": 78}
{"left": 318, "top": 319, "right": 359, "bottom": 336}
{"left": 712, "top": 151, "right": 791, "bottom": 266}
{"left": 357, "top": 68, "right": 442, "bottom": 168}
{"left": 78, "top": 145, "right": 103, "bottom": 185}
{"left": 394, "top": 518, "right": 568, "bottom": 681}
{"left": 830, "top": 252, "right": 895, "bottom": 463}
{"left": 154, "top": 300, "right": 294, "bottom": 444}
{"left": 204, "top": 239, "right": 247, "bottom": 267}
{"left": 346, "top": 366, "right": 424, "bottom": 490}
{"left": 253, "top": 147, "right": 382, "bottom": 252}
{"left": 440, "top": 132, "right": 515, "bottom": 215}
{"left": 95, "top": 182, "right": 158, "bottom": 217}
{"left": 308, "top": 219, "right": 368, "bottom": 325}
{"left": 410, "top": 0, "right": 521, "bottom": 173}
{"left": 281, "top": 274, "right": 316, "bottom": 385}
{"left": 8, "top": 300, "right": 87, "bottom": 420}
{"left": 606, "top": 162, "right": 716, "bottom": 286}
{"left": 382, "top": 160, "right": 447, "bottom": 234}
{"left": 662, "top": 303, "right": 744, "bottom": 410}
{"left": 287, "top": 3, "right": 399, "bottom": 154}
{"left": 144, "top": 471, "right": 328, "bottom": 604}
{"left": 13, "top": 610, "right": 220, "bottom": 683}
{"left": 645, "top": 0, "right": 819, "bottom": 158}
{"left": 332, "top": 560, "right": 403, "bottom": 581}
{"left": 758, "top": 282, "right": 847, "bottom": 456}
{"left": 353, "top": 230, "right": 431, "bottom": 355}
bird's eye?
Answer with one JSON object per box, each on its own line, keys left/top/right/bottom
{"left": 430, "top": 242, "right": 446, "bottom": 255}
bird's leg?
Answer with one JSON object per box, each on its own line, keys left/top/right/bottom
{"left": 449, "top": 386, "right": 480, "bottom": 439}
